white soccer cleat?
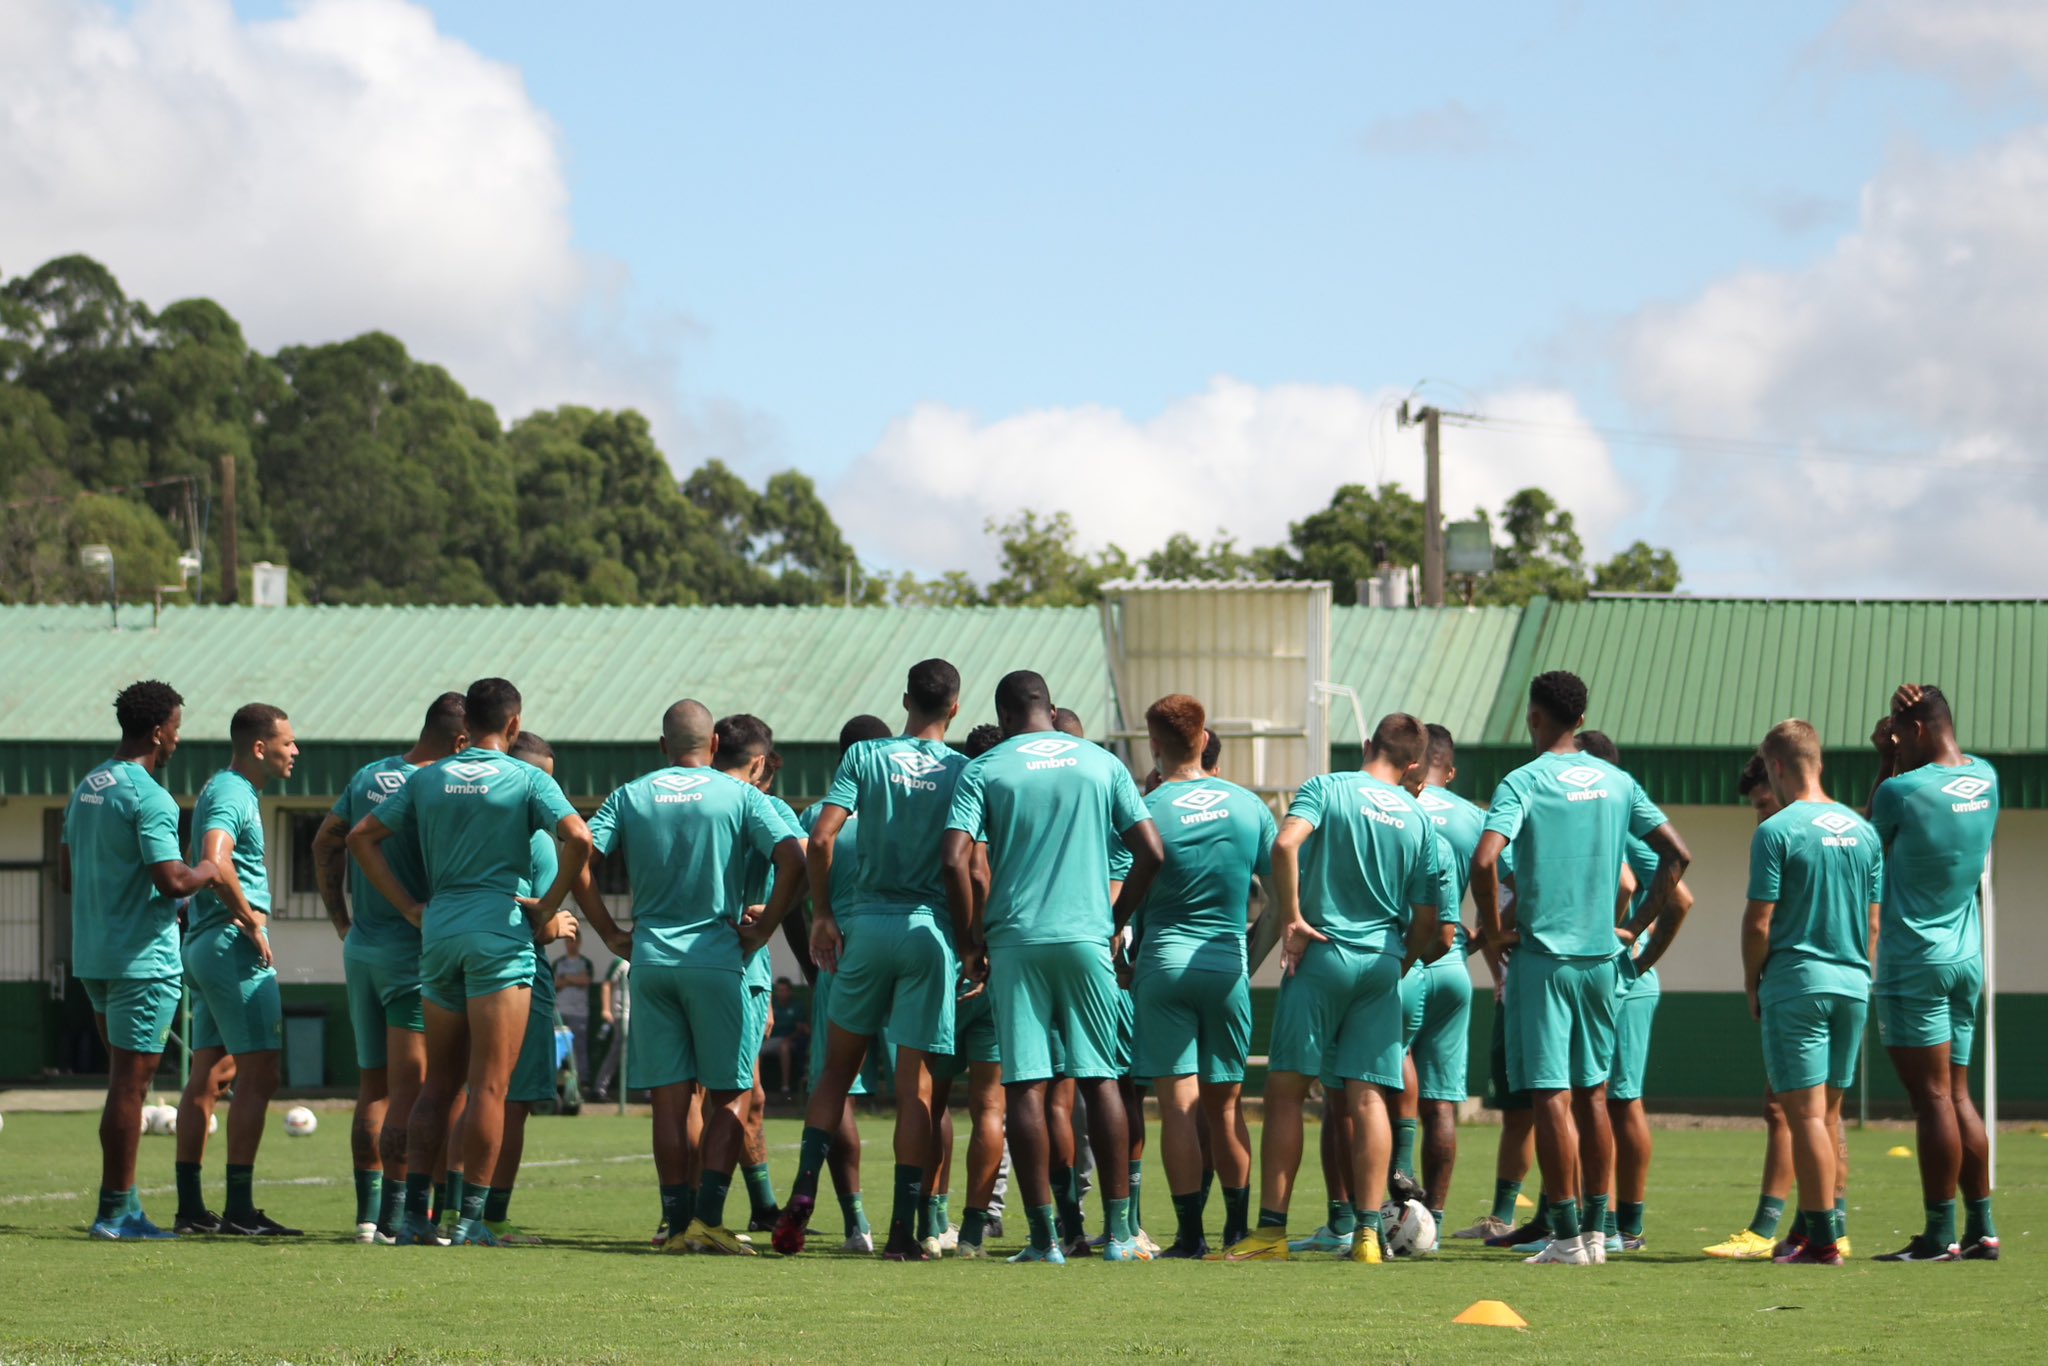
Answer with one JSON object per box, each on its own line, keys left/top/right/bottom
{"left": 1136, "top": 1228, "right": 1162, "bottom": 1258}
{"left": 920, "top": 1234, "right": 944, "bottom": 1260}
{"left": 355, "top": 1222, "right": 378, "bottom": 1244}
{"left": 1585, "top": 1230, "right": 1607, "bottom": 1265}
{"left": 937, "top": 1223, "right": 960, "bottom": 1252}
{"left": 840, "top": 1231, "right": 875, "bottom": 1254}
{"left": 1525, "top": 1232, "right": 1592, "bottom": 1266}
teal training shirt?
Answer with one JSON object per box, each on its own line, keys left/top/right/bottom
{"left": 1136, "top": 777, "right": 1274, "bottom": 976}
{"left": 1749, "top": 800, "right": 1882, "bottom": 1005}
{"left": 1285, "top": 772, "right": 1441, "bottom": 957}
{"left": 744, "top": 794, "right": 805, "bottom": 989}
{"left": 945, "top": 732, "right": 1150, "bottom": 948}
{"left": 800, "top": 801, "right": 862, "bottom": 930}
{"left": 1416, "top": 785, "right": 1486, "bottom": 955}
{"left": 1482, "top": 751, "right": 1666, "bottom": 960}
{"left": 520, "top": 830, "right": 560, "bottom": 1002}
{"left": 822, "top": 736, "right": 969, "bottom": 915}
{"left": 188, "top": 769, "right": 269, "bottom": 934}
{"left": 587, "top": 766, "right": 787, "bottom": 974}
{"left": 373, "top": 746, "right": 576, "bottom": 946}
{"left": 63, "top": 759, "right": 185, "bottom": 981}
{"left": 332, "top": 755, "right": 428, "bottom": 956}
{"left": 1871, "top": 756, "right": 1998, "bottom": 974}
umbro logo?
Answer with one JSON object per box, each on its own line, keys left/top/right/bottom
{"left": 1172, "top": 788, "right": 1230, "bottom": 813}
{"left": 373, "top": 771, "right": 407, "bottom": 795}
{"left": 1557, "top": 766, "right": 1604, "bottom": 790}
{"left": 1417, "top": 790, "right": 1454, "bottom": 812}
{"left": 1363, "top": 788, "right": 1410, "bottom": 813}
{"left": 446, "top": 761, "right": 501, "bottom": 783}
{"left": 1812, "top": 811, "right": 1858, "bottom": 836}
{"left": 653, "top": 772, "right": 712, "bottom": 794}
{"left": 1941, "top": 777, "right": 1991, "bottom": 801}
{"left": 85, "top": 770, "right": 118, "bottom": 793}
{"left": 1017, "top": 738, "right": 1079, "bottom": 759}
{"left": 890, "top": 751, "right": 948, "bottom": 779}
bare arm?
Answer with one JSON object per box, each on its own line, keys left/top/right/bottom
{"left": 1270, "top": 816, "right": 1328, "bottom": 976}
{"left": 1631, "top": 878, "right": 1692, "bottom": 975}
{"left": 1471, "top": 830, "right": 1514, "bottom": 957}
{"left": 1741, "top": 898, "right": 1774, "bottom": 1021}
{"left": 1404, "top": 907, "right": 1452, "bottom": 967}
{"left": 941, "top": 830, "right": 978, "bottom": 955}
{"left": 347, "top": 813, "right": 423, "bottom": 928}
{"left": 529, "top": 815, "right": 593, "bottom": 941}
{"left": 311, "top": 812, "right": 351, "bottom": 940}
{"left": 201, "top": 829, "right": 272, "bottom": 967}
{"left": 805, "top": 803, "right": 851, "bottom": 973}
{"left": 1620, "top": 822, "right": 1692, "bottom": 945}
{"left": 571, "top": 856, "right": 633, "bottom": 959}
{"left": 739, "top": 837, "right": 809, "bottom": 954}
{"left": 1110, "top": 820, "right": 1165, "bottom": 934}
{"left": 147, "top": 857, "right": 218, "bottom": 900}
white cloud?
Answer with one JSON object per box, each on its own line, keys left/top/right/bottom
{"left": 0, "top": 0, "right": 679, "bottom": 435}
{"left": 1832, "top": 0, "right": 2048, "bottom": 96}
{"left": 833, "top": 377, "right": 1640, "bottom": 581}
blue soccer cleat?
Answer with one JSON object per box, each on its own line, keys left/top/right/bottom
{"left": 1007, "top": 1242, "right": 1068, "bottom": 1265}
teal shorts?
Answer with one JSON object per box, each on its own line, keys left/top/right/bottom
{"left": 1876, "top": 957, "right": 1982, "bottom": 1066}
{"left": 1133, "top": 965, "right": 1251, "bottom": 1085}
{"left": 1606, "top": 962, "right": 1660, "bottom": 1102}
{"left": 829, "top": 912, "right": 958, "bottom": 1054}
{"left": 421, "top": 931, "right": 533, "bottom": 1012}
{"left": 1401, "top": 955, "right": 1474, "bottom": 1103}
{"left": 511, "top": 996, "right": 562, "bottom": 1105}
{"left": 82, "top": 976, "right": 181, "bottom": 1056}
{"left": 1484, "top": 992, "right": 1530, "bottom": 1111}
{"left": 343, "top": 942, "right": 424, "bottom": 1070}
{"left": 184, "top": 926, "right": 283, "bottom": 1056}
{"left": 810, "top": 970, "right": 867, "bottom": 1098}
{"left": 1762, "top": 991, "right": 1867, "bottom": 1093}
{"left": 989, "top": 939, "right": 1122, "bottom": 1084}
{"left": 930, "top": 988, "right": 1001, "bottom": 1084}
{"left": 1268, "top": 942, "right": 1404, "bottom": 1089}
{"left": 630, "top": 964, "right": 754, "bottom": 1093}
{"left": 1504, "top": 950, "right": 1619, "bottom": 1093}
{"left": 746, "top": 983, "right": 771, "bottom": 1054}
{"left": 1112, "top": 988, "right": 1135, "bottom": 1077}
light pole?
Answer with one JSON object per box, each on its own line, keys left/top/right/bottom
{"left": 80, "top": 544, "right": 116, "bottom": 629}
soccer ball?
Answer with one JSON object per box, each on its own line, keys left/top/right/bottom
{"left": 284, "top": 1106, "right": 318, "bottom": 1137}
{"left": 1381, "top": 1198, "right": 1437, "bottom": 1256}
{"left": 141, "top": 1104, "right": 176, "bottom": 1135}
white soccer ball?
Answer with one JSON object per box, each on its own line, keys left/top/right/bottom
{"left": 141, "top": 1104, "right": 173, "bottom": 1135}
{"left": 284, "top": 1106, "right": 317, "bottom": 1137}
{"left": 1381, "top": 1198, "right": 1437, "bottom": 1257}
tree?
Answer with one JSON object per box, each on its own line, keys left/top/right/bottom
{"left": 981, "top": 510, "right": 1133, "bottom": 607}
{"left": 1269, "top": 483, "right": 1425, "bottom": 604}
{"left": 1594, "top": 540, "right": 1682, "bottom": 594}
{"left": 1140, "top": 531, "right": 1280, "bottom": 582}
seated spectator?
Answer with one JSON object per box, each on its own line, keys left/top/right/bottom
{"left": 763, "top": 977, "right": 809, "bottom": 1099}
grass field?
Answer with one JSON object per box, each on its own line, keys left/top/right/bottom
{"left": 0, "top": 1104, "right": 2040, "bottom": 1363}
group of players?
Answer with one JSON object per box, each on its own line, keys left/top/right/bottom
{"left": 59, "top": 659, "right": 2000, "bottom": 1267}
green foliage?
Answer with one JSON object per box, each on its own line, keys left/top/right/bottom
{"left": 981, "top": 510, "right": 1133, "bottom": 607}
{"left": 1595, "top": 539, "right": 1683, "bottom": 594}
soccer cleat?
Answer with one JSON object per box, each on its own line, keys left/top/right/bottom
{"left": 220, "top": 1209, "right": 304, "bottom": 1237}
{"left": 1387, "top": 1169, "right": 1427, "bottom": 1208}
{"left": 1618, "top": 1235, "right": 1646, "bottom": 1253}
{"left": 437, "top": 1209, "right": 458, "bottom": 1241}
{"left": 747, "top": 1209, "right": 782, "bottom": 1233}
{"left": 882, "top": 1228, "right": 930, "bottom": 1262}
{"left": 651, "top": 1222, "right": 670, "bottom": 1249}
{"left": 956, "top": 1239, "right": 988, "bottom": 1260}
{"left": 1525, "top": 1232, "right": 1592, "bottom": 1265}
{"left": 1586, "top": 1231, "right": 1608, "bottom": 1265}
{"left": 919, "top": 1234, "right": 944, "bottom": 1260}
{"left": 986, "top": 1213, "right": 1004, "bottom": 1240}
{"left": 1102, "top": 1236, "right": 1151, "bottom": 1262}
{"left": 1135, "top": 1228, "right": 1162, "bottom": 1258}
{"left": 938, "top": 1223, "right": 960, "bottom": 1252}
{"left": 1874, "top": 1236, "right": 1960, "bottom": 1263}
{"left": 484, "top": 1220, "right": 543, "bottom": 1246}
{"left": 682, "top": 1219, "right": 757, "bottom": 1256}
{"left": 1486, "top": 1219, "right": 1554, "bottom": 1248}
{"left": 1349, "top": 1229, "right": 1383, "bottom": 1264}
{"left": 1838, "top": 1236, "right": 1853, "bottom": 1258}
{"left": 839, "top": 1231, "right": 875, "bottom": 1254}
{"left": 372, "top": 1227, "right": 398, "bottom": 1246}
{"left": 452, "top": 1218, "right": 506, "bottom": 1247}
{"left": 393, "top": 1214, "right": 442, "bottom": 1247}
{"left": 1774, "top": 1240, "right": 1843, "bottom": 1266}
{"left": 1220, "top": 1228, "right": 1291, "bottom": 1262}
{"left": 1287, "top": 1226, "right": 1355, "bottom": 1255}
{"left": 1063, "top": 1233, "right": 1095, "bottom": 1260}
{"left": 771, "top": 1195, "right": 815, "bottom": 1256}
{"left": 1006, "top": 1242, "right": 1067, "bottom": 1264}
{"left": 1452, "top": 1214, "right": 1513, "bottom": 1240}
{"left": 1703, "top": 1229, "right": 1777, "bottom": 1259}
{"left": 122, "top": 1211, "right": 177, "bottom": 1241}
{"left": 1157, "top": 1238, "right": 1210, "bottom": 1260}
{"left": 1959, "top": 1235, "right": 2000, "bottom": 1261}
{"left": 173, "top": 1209, "right": 223, "bottom": 1236}
{"left": 356, "top": 1221, "right": 379, "bottom": 1244}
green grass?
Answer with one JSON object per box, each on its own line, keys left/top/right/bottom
{"left": 0, "top": 1105, "right": 2041, "bottom": 1363}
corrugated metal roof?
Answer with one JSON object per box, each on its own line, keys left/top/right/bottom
{"left": 0, "top": 604, "right": 1111, "bottom": 745}
{"left": 1325, "top": 606, "right": 1523, "bottom": 743}
{"left": 1507, "top": 598, "right": 2048, "bottom": 753}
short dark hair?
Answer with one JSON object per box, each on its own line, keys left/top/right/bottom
{"left": 509, "top": 731, "right": 554, "bottom": 765}
{"left": 1424, "top": 722, "right": 1456, "bottom": 773}
{"left": 1737, "top": 752, "right": 1769, "bottom": 796}
{"left": 1052, "top": 707, "right": 1085, "bottom": 738}
{"left": 421, "top": 691, "right": 467, "bottom": 745}
{"left": 995, "top": 670, "right": 1051, "bottom": 720}
{"left": 907, "top": 658, "right": 961, "bottom": 715}
{"left": 1368, "top": 713, "right": 1428, "bottom": 770}
{"left": 839, "top": 714, "right": 892, "bottom": 757}
{"left": 713, "top": 714, "right": 774, "bottom": 770}
{"left": 1200, "top": 728, "right": 1223, "bottom": 773}
{"left": 1530, "top": 670, "right": 1589, "bottom": 728}
{"left": 465, "top": 678, "right": 522, "bottom": 736}
{"left": 114, "top": 680, "right": 183, "bottom": 741}
{"left": 1576, "top": 729, "right": 1621, "bottom": 766}
{"left": 1895, "top": 684, "right": 1954, "bottom": 731}
{"left": 229, "top": 702, "right": 288, "bottom": 750}
{"left": 964, "top": 724, "right": 1003, "bottom": 758}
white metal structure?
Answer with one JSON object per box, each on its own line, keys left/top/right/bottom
{"left": 1097, "top": 580, "right": 1333, "bottom": 800}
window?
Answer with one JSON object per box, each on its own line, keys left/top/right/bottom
{"left": 285, "top": 810, "right": 330, "bottom": 898}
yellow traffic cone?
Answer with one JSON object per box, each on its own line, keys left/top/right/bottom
{"left": 1455, "top": 1301, "right": 1529, "bottom": 1329}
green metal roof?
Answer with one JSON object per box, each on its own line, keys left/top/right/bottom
{"left": 1325, "top": 606, "right": 1522, "bottom": 744}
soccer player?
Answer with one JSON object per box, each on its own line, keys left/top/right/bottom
{"left": 1868, "top": 685, "right": 2001, "bottom": 1262}
{"left": 1742, "top": 719, "right": 1881, "bottom": 1267}
{"left": 348, "top": 677, "right": 591, "bottom": 1247}
{"left": 780, "top": 660, "right": 972, "bottom": 1261}
{"left": 940, "top": 670, "right": 1164, "bottom": 1264}
{"left": 1222, "top": 713, "right": 1444, "bottom": 1264}
{"left": 172, "top": 702, "right": 303, "bottom": 1237}
{"left": 314, "top": 691, "right": 468, "bottom": 1243}
{"left": 573, "top": 700, "right": 806, "bottom": 1255}
{"left": 1471, "top": 671, "right": 1690, "bottom": 1266}
{"left": 1133, "top": 694, "right": 1271, "bottom": 1259}
{"left": 60, "top": 680, "right": 220, "bottom": 1241}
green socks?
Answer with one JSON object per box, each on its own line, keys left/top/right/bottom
{"left": 175, "top": 1161, "right": 205, "bottom": 1220}
{"left": 1221, "top": 1186, "right": 1251, "bottom": 1246}
{"left": 1604, "top": 1208, "right": 1619, "bottom": 1236}
{"left": 890, "top": 1163, "right": 923, "bottom": 1238}
{"left": 1548, "top": 1198, "right": 1582, "bottom": 1241}
{"left": 1748, "top": 1194, "right": 1784, "bottom": 1239}
{"left": 1328, "top": 1198, "right": 1358, "bottom": 1236}
{"left": 404, "top": 1172, "right": 433, "bottom": 1219}
{"left": 696, "top": 1171, "right": 733, "bottom": 1229}
{"left": 1583, "top": 1194, "right": 1609, "bottom": 1243}
{"left": 1026, "top": 1203, "right": 1057, "bottom": 1252}
{"left": 1050, "top": 1164, "right": 1084, "bottom": 1240}
{"left": 838, "top": 1191, "right": 869, "bottom": 1237}
{"left": 1127, "top": 1160, "right": 1143, "bottom": 1234}
{"left": 483, "top": 1186, "right": 513, "bottom": 1224}
{"left": 437, "top": 1171, "right": 464, "bottom": 1223}
{"left": 660, "top": 1183, "right": 692, "bottom": 1233}
{"left": 1490, "top": 1178, "right": 1521, "bottom": 1225}
{"left": 1356, "top": 1203, "right": 1384, "bottom": 1253}
{"left": 1105, "top": 1195, "right": 1132, "bottom": 1243}
{"left": 1965, "top": 1197, "right": 1996, "bottom": 1243}
{"left": 1257, "top": 1206, "right": 1288, "bottom": 1230}
{"left": 1923, "top": 1199, "right": 1957, "bottom": 1249}
{"left": 378, "top": 1178, "right": 404, "bottom": 1233}
{"left": 1802, "top": 1208, "right": 1843, "bottom": 1245}
{"left": 224, "top": 1164, "right": 256, "bottom": 1223}
{"left": 1835, "top": 1194, "right": 1848, "bottom": 1238}
{"left": 960, "top": 1206, "right": 989, "bottom": 1249}
{"left": 920, "top": 1193, "right": 949, "bottom": 1241}
{"left": 793, "top": 1125, "right": 831, "bottom": 1201}
{"left": 743, "top": 1163, "right": 779, "bottom": 1220}
{"left": 1392, "top": 1118, "right": 1418, "bottom": 1178}
{"left": 459, "top": 1184, "right": 486, "bottom": 1223}
{"left": 354, "top": 1169, "right": 382, "bottom": 1225}
{"left": 1618, "top": 1201, "right": 1644, "bottom": 1238}
{"left": 96, "top": 1187, "right": 127, "bottom": 1224}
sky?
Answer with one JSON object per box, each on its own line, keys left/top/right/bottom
{"left": 6, "top": 0, "right": 2048, "bottom": 595}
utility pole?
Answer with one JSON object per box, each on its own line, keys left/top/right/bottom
{"left": 218, "top": 454, "right": 239, "bottom": 605}
{"left": 1421, "top": 406, "right": 1444, "bottom": 608}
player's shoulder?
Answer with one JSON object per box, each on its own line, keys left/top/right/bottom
{"left": 1418, "top": 784, "right": 1481, "bottom": 819}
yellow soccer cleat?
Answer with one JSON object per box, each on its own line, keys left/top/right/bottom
{"left": 1349, "top": 1229, "right": 1383, "bottom": 1264}
{"left": 1702, "top": 1229, "right": 1776, "bottom": 1260}
{"left": 681, "top": 1219, "right": 757, "bottom": 1256}
{"left": 1837, "top": 1235, "right": 1852, "bottom": 1259}
{"left": 1219, "top": 1228, "right": 1291, "bottom": 1262}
